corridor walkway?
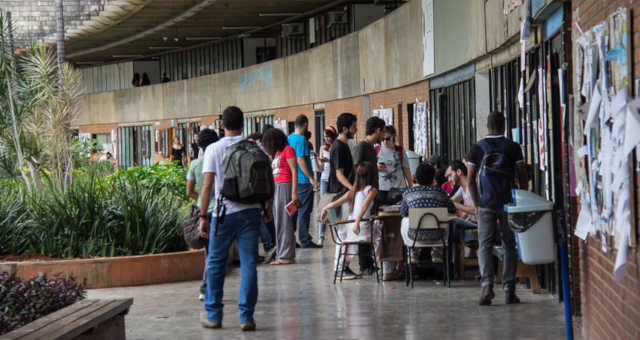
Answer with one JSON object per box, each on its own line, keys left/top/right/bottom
{"left": 88, "top": 249, "right": 568, "bottom": 340}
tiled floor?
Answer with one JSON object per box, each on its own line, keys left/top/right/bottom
{"left": 88, "top": 247, "right": 569, "bottom": 340}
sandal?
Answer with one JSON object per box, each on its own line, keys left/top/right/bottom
{"left": 270, "top": 259, "right": 295, "bottom": 265}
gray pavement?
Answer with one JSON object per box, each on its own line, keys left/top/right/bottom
{"left": 88, "top": 247, "right": 569, "bottom": 340}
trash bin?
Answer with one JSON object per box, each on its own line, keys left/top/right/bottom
{"left": 405, "top": 151, "right": 421, "bottom": 176}
{"left": 504, "top": 190, "right": 556, "bottom": 265}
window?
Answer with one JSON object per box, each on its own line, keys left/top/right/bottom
{"left": 428, "top": 78, "right": 476, "bottom": 162}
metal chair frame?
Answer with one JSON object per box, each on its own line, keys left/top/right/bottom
{"left": 327, "top": 212, "right": 380, "bottom": 284}
{"left": 405, "top": 210, "right": 451, "bottom": 288}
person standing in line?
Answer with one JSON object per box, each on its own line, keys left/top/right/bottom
{"left": 191, "top": 133, "right": 200, "bottom": 161}
{"left": 199, "top": 106, "right": 263, "bottom": 331}
{"left": 186, "top": 129, "right": 219, "bottom": 301}
{"left": 352, "top": 116, "right": 386, "bottom": 275}
{"left": 316, "top": 126, "right": 338, "bottom": 243}
{"left": 375, "top": 125, "right": 413, "bottom": 281}
{"left": 171, "top": 136, "right": 185, "bottom": 166}
{"left": 466, "top": 112, "right": 528, "bottom": 306}
{"left": 288, "top": 115, "right": 321, "bottom": 248}
{"left": 262, "top": 128, "right": 299, "bottom": 265}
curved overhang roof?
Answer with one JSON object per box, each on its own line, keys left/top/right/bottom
{"left": 52, "top": 0, "right": 351, "bottom": 63}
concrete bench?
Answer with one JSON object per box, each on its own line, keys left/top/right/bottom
{"left": 0, "top": 299, "right": 133, "bottom": 340}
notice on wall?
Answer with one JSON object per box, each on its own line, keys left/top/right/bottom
{"left": 414, "top": 102, "right": 428, "bottom": 156}
{"left": 572, "top": 7, "right": 634, "bottom": 280}
{"left": 373, "top": 108, "right": 393, "bottom": 126}
{"left": 422, "top": 0, "right": 435, "bottom": 77}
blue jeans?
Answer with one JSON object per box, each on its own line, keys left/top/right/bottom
{"left": 204, "top": 208, "right": 260, "bottom": 324}
{"left": 296, "top": 183, "right": 314, "bottom": 246}
{"left": 259, "top": 220, "right": 275, "bottom": 252}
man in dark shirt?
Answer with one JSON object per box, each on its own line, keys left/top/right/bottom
{"left": 352, "top": 116, "right": 386, "bottom": 275}
{"left": 353, "top": 116, "right": 385, "bottom": 167}
{"left": 321, "top": 113, "right": 359, "bottom": 279}
{"left": 328, "top": 113, "right": 358, "bottom": 194}
{"left": 467, "top": 112, "right": 528, "bottom": 306}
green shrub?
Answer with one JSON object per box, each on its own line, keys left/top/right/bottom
{"left": 0, "top": 162, "right": 189, "bottom": 259}
{"left": 108, "top": 162, "right": 187, "bottom": 198}
{"left": 0, "top": 272, "right": 86, "bottom": 336}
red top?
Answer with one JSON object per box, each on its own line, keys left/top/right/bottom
{"left": 275, "top": 145, "right": 296, "bottom": 183}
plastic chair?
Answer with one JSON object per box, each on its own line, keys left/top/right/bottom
{"left": 326, "top": 206, "right": 380, "bottom": 284}
{"left": 404, "top": 207, "right": 452, "bottom": 288}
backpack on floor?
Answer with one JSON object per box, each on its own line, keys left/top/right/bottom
{"left": 221, "top": 140, "right": 274, "bottom": 204}
{"left": 476, "top": 139, "right": 514, "bottom": 209}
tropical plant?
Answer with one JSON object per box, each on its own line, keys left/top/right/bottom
{"left": 0, "top": 272, "right": 85, "bottom": 336}
{"left": 107, "top": 162, "right": 187, "bottom": 198}
{"left": 0, "top": 10, "right": 82, "bottom": 194}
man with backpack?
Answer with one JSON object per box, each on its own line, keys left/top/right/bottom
{"left": 467, "top": 112, "right": 528, "bottom": 306}
{"left": 199, "top": 106, "right": 274, "bottom": 331}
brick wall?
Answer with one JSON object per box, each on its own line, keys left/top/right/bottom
{"left": 572, "top": 0, "right": 640, "bottom": 339}
{"left": 1, "top": 0, "right": 109, "bottom": 46}
{"left": 369, "top": 80, "right": 429, "bottom": 149}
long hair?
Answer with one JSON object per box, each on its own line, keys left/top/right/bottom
{"left": 350, "top": 161, "right": 378, "bottom": 214}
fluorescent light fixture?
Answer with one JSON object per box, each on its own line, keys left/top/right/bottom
{"left": 222, "top": 26, "right": 261, "bottom": 30}
{"left": 112, "top": 54, "right": 143, "bottom": 58}
{"left": 185, "top": 37, "right": 221, "bottom": 41}
{"left": 148, "top": 46, "right": 177, "bottom": 50}
{"left": 258, "top": 13, "right": 301, "bottom": 17}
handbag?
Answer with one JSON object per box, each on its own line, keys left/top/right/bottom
{"left": 183, "top": 204, "right": 207, "bottom": 249}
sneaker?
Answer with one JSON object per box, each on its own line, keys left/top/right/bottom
{"left": 431, "top": 248, "right": 443, "bottom": 263}
{"left": 478, "top": 285, "right": 495, "bottom": 306}
{"left": 198, "top": 293, "right": 204, "bottom": 301}
{"left": 505, "top": 291, "right": 521, "bottom": 304}
{"left": 302, "top": 242, "right": 322, "bottom": 249}
{"left": 264, "top": 247, "right": 277, "bottom": 263}
{"left": 240, "top": 322, "right": 256, "bottom": 331}
{"left": 201, "top": 318, "right": 221, "bottom": 329}
{"left": 340, "top": 267, "right": 361, "bottom": 280}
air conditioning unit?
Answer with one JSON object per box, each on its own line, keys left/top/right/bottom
{"left": 327, "top": 11, "right": 347, "bottom": 26}
{"left": 281, "top": 23, "right": 305, "bottom": 37}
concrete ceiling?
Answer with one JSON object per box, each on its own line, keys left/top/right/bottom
{"left": 62, "top": 0, "right": 350, "bottom": 63}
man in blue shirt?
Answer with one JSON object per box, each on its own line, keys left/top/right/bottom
{"left": 288, "top": 115, "right": 321, "bottom": 248}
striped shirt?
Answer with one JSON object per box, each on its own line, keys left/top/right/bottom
{"left": 400, "top": 186, "right": 456, "bottom": 217}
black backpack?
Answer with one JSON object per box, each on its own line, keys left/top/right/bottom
{"left": 476, "top": 138, "right": 515, "bottom": 209}
{"left": 221, "top": 140, "right": 274, "bottom": 204}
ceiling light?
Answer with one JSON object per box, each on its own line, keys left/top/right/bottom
{"left": 258, "top": 13, "right": 301, "bottom": 17}
{"left": 112, "top": 54, "right": 143, "bottom": 58}
{"left": 148, "top": 46, "right": 178, "bottom": 50}
{"left": 185, "top": 37, "right": 221, "bottom": 41}
{"left": 173, "top": 37, "right": 179, "bottom": 42}
{"left": 222, "top": 26, "right": 261, "bottom": 30}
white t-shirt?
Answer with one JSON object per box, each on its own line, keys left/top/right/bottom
{"left": 320, "top": 149, "right": 331, "bottom": 181}
{"left": 453, "top": 185, "right": 477, "bottom": 222}
{"left": 202, "top": 135, "right": 261, "bottom": 215}
{"left": 377, "top": 145, "right": 409, "bottom": 191}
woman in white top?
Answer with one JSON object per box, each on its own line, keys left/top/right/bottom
{"left": 376, "top": 125, "right": 413, "bottom": 205}
{"left": 321, "top": 161, "right": 378, "bottom": 279}
{"left": 316, "top": 126, "right": 338, "bottom": 243}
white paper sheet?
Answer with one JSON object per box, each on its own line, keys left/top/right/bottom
{"left": 577, "top": 146, "right": 589, "bottom": 158}
{"left": 614, "top": 228, "right": 630, "bottom": 282}
{"left": 518, "top": 78, "right": 524, "bottom": 109}
{"left": 584, "top": 86, "right": 602, "bottom": 134}
{"left": 610, "top": 87, "right": 627, "bottom": 116}
{"left": 623, "top": 99, "right": 640, "bottom": 156}
{"left": 574, "top": 203, "right": 592, "bottom": 241}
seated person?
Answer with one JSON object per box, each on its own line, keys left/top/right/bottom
{"left": 400, "top": 162, "right": 455, "bottom": 263}
{"left": 321, "top": 161, "right": 379, "bottom": 280}
{"left": 446, "top": 160, "right": 478, "bottom": 246}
